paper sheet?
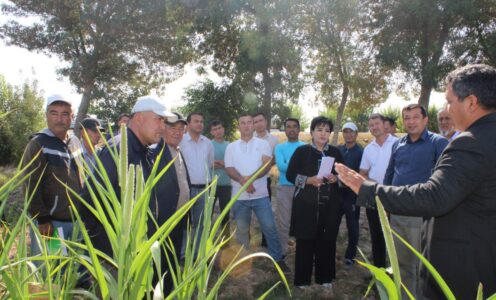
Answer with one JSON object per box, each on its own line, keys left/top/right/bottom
{"left": 316, "top": 156, "right": 335, "bottom": 179}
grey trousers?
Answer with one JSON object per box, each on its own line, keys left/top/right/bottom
{"left": 275, "top": 185, "right": 295, "bottom": 256}
{"left": 391, "top": 214, "right": 423, "bottom": 299}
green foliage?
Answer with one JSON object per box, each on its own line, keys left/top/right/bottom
{"left": 181, "top": 80, "right": 243, "bottom": 141}
{"left": 0, "top": 127, "right": 290, "bottom": 299}
{"left": 379, "top": 106, "right": 402, "bottom": 131}
{"left": 427, "top": 105, "right": 441, "bottom": 133}
{"left": 290, "top": 0, "right": 390, "bottom": 143}
{"left": 1, "top": 0, "right": 196, "bottom": 135}
{"left": 194, "top": 1, "right": 304, "bottom": 121}
{"left": 0, "top": 76, "right": 45, "bottom": 165}
{"left": 272, "top": 102, "right": 309, "bottom": 130}
{"left": 365, "top": 0, "right": 495, "bottom": 108}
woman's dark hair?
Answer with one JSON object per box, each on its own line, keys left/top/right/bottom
{"left": 310, "top": 116, "right": 333, "bottom": 132}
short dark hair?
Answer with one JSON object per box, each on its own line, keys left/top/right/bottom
{"left": 210, "top": 119, "right": 223, "bottom": 129}
{"left": 446, "top": 64, "right": 496, "bottom": 110}
{"left": 252, "top": 112, "right": 266, "bottom": 120}
{"left": 284, "top": 118, "right": 300, "bottom": 128}
{"left": 238, "top": 112, "right": 252, "bottom": 120}
{"left": 310, "top": 116, "right": 333, "bottom": 132}
{"left": 117, "top": 113, "right": 130, "bottom": 123}
{"left": 186, "top": 112, "right": 204, "bottom": 123}
{"left": 385, "top": 116, "right": 396, "bottom": 126}
{"left": 368, "top": 113, "right": 386, "bottom": 122}
{"left": 402, "top": 104, "right": 427, "bottom": 118}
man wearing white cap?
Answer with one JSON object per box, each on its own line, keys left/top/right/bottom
{"left": 336, "top": 122, "right": 363, "bottom": 266}
{"left": 21, "top": 94, "right": 83, "bottom": 258}
{"left": 81, "top": 95, "right": 177, "bottom": 259}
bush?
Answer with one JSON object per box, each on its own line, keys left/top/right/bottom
{"left": 0, "top": 76, "right": 45, "bottom": 165}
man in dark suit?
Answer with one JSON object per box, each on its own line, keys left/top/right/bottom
{"left": 152, "top": 112, "right": 190, "bottom": 294}
{"left": 335, "top": 64, "right": 496, "bottom": 299}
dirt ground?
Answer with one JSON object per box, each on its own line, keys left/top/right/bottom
{"left": 211, "top": 185, "right": 378, "bottom": 299}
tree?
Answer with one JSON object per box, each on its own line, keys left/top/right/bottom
{"left": 449, "top": 0, "right": 496, "bottom": 66}
{"left": 292, "top": 0, "right": 389, "bottom": 144}
{"left": 193, "top": 0, "right": 304, "bottom": 123}
{"left": 0, "top": 76, "right": 45, "bottom": 165}
{"left": 180, "top": 80, "right": 243, "bottom": 141}
{"left": 1, "top": 0, "right": 194, "bottom": 136}
{"left": 366, "top": 0, "right": 482, "bottom": 108}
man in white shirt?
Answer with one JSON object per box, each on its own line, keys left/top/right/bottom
{"left": 253, "top": 112, "right": 278, "bottom": 247}
{"left": 359, "top": 113, "right": 398, "bottom": 268}
{"left": 225, "top": 113, "right": 288, "bottom": 271}
{"left": 179, "top": 112, "right": 214, "bottom": 255}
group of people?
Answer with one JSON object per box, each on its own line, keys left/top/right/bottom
{"left": 21, "top": 63, "right": 495, "bottom": 299}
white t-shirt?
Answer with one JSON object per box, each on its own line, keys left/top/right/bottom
{"left": 254, "top": 130, "right": 278, "bottom": 153}
{"left": 359, "top": 134, "right": 398, "bottom": 184}
{"left": 224, "top": 137, "right": 272, "bottom": 200}
{"left": 179, "top": 132, "right": 214, "bottom": 185}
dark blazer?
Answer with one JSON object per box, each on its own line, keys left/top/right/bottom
{"left": 286, "top": 144, "right": 343, "bottom": 240}
{"left": 357, "top": 112, "right": 496, "bottom": 299}
{"left": 150, "top": 139, "right": 191, "bottom": 233}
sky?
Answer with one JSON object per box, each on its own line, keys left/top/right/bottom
{"left": 0, "top": 40, "right": 447, "bottom": 120}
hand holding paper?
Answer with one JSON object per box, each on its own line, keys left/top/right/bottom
{"left": 317, "top": 156, "right": 335, "bottom": 179}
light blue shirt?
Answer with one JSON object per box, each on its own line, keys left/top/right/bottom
{"left": 275, "top": 141, "right": 305, "bottom": 186}
{"left": 212, "top": 140, "right": 231, "bottom": 186}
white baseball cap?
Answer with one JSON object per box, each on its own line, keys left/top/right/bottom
{"left": 342, "top": 122, "right": 358, "bottom": 132}
{"left": 131, "top": 96, "right": 177, "bottom": 122}
{"left": 46, "top": 94, "right": 72, "bottom": 110}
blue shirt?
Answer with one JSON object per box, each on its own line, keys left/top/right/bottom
{"left": 337, "top": 143, "right": 363, "bottom": 172}
{"left": 384, "top": 130, "right": 448, "bottom": 186}
{"left": 212, "top": 140, "right": 231, "bottom": 186}
{"left": 275, "top": 141, "right": 305, "bottom": 186}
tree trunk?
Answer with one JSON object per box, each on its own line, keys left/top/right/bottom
{"left": 418, "top": 78, "right": 434, "bottom": 109}
{"left": 331, "top": 84, "right": 349, "bottom": 146}
{"left": 73, "top": 86, "right": 93, "bottom": 138}
{"left": 261, "top": 67, "right": 272, "bottom": 127}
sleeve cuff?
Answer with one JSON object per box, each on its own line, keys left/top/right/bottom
{"left": 357, "top": 180, "right": 378, "bottom": 209}
{"left": 295, "top": 174, "right": 307, "bottom": 189}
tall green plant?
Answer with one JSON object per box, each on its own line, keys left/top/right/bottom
{"left": 356, "top": 197, "right": 496, "bottom": 300}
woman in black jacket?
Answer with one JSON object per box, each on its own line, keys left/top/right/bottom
{"left": 286, "top": 116, "right": 344, "bottom": 289}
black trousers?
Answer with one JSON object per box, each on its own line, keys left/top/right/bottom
{"left": 337, "top": 192, "right": 361, "bottom": 260}
{"left": 261, "top": 177, "right": 272, "bottom": 247}
{"left": 366, "top": 208, "right": 387, "bottom": 267}
{"left": 294, "top": 238, "right": 335, "bottom": 286}
{"left": 214, "top": 185, "right": 232, "bottom": 237}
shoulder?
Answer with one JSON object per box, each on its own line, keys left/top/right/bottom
{"left": 427, "top": 131, "right": 448, "bottom": 144}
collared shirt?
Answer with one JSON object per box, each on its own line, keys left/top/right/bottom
{"left": 81, "top": 144, "right": 98, "bottom": 173}
{"left": 179, "top": 132, "right": 214, "bottom": 185}
{"left": 254, "top": 130, "right": 278, "bottom": 153}
{"left": 168, "top": 145, "right": 190, "bottom": 209}
{"left": 224, "top": 137, "right": 272, "bottom": 200}
{"left": 338, "top": 143, "right": 363, "bottom": 172}
{"left": 211, "top": 139, "right": 231, "bottom": 186}
{"left": 384, "top": 130, "right": 448, "bottom": 186}
{"left": 359, "top": 134, "right": 398, "bottom": 184}
{"left": 275, "top": 140, "right": 305, "bottom": 186}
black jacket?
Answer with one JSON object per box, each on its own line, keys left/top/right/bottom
{"left": 81, "top": 129, "right": 183, "bottom": 256}
{"left": 358, "top": 112, "right": 496, "bottom": 299}
{"left": 286, "top": 144, "right": 343, "bottom": 240}
{"left": 22, "top": 129, "right": 82, "bottom": 223}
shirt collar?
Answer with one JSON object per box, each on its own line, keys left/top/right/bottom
{"left": 128, "top": 128, "right": 149, "bottom": 155}
{"left": 406, "top": 129, "right": 429, "bottom": 143}
{"left": 254, "top": 130, "right": 269, "bottom": 138}
{"left": 311, "top": 141, "right": 329, "bottom": 151}
{"left": 41, "top": 128, "right": 70, "bottom": 143}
